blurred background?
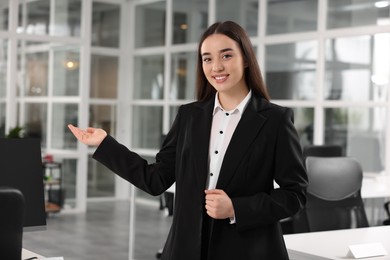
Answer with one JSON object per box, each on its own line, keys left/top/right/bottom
{"left": 0, "top": 0, "right": 389, "bottom": 259}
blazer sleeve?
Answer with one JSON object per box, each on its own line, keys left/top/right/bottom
{"left": 232, "top": 107, "right": 308, "bottom": 231}
{"left": 92, "top": 132, "right": 177, "bottom": 196}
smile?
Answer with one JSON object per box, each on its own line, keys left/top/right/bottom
{"left": 213, "top": 75, "right": 229, "bottom": 82}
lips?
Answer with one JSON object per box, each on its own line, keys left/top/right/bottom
{"left": 212, "top": 74, "right": 229, "bottom": 83}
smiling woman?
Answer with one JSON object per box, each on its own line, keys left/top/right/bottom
{"left": 68, "top": 21, "right": 308, "bottom": 260}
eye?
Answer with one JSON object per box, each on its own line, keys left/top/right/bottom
{"left": 203, "top": 57, "right": 211, "bottom": 63}
{"left": 222, "top": 54, "right": 232, "bottom": 59}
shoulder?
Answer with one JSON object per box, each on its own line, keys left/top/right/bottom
{"left": 251, "top": 95, "right": 292, "bottom": 117}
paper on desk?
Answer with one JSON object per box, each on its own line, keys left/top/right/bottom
{"left": 347, "top": 242, "right": 387, "bottom": 259}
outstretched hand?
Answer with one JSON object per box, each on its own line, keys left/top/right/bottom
{"left": 67, "top": 124, "right": 107, "bottom": 146}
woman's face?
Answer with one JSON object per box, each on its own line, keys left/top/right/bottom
{"left": 201, "top": 34, "right": 248, "bottom": 96}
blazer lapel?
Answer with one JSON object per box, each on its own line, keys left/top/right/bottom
{"left": 216, "top": 96, "right": 267, "bottom": 189}
{"left": 191, "top": 99, "right": 214, "bottom": 189}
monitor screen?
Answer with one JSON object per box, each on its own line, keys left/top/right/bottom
{"left": 0, "top": 138, "right": 46, "bottom": 231}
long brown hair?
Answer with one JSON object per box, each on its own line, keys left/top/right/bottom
{"left": 196, "top": 21, "right": 270, "bottom": 102}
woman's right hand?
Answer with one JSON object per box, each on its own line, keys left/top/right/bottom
{"left": 67, "top": 124, "right": 107, "bottom": 146}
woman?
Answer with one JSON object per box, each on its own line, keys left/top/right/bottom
{"left": 68, "top": 21, "right": 308, "bottom": 260}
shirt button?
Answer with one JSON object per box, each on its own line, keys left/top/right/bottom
{"left": 219, "top": 130, "right": 223, "bottom": 134}
{"left": 215, "top": 150, "right": 218, "bottom": 154}
{"left": 210, "top": 173, "right": 213, "bottom": 176}
{"left": 225, "top": 113, "right": 229, "bottom": 116}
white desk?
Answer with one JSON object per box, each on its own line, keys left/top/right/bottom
{"left": 362, "top": 174, "right": 390, "bottom": 199}
{"left": 284, "top": 226, "right": 390, "bottom": 260}
{"left": 22, "top": 248, "right": 44, "bottom": 259}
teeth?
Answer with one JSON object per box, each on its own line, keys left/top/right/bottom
{"left": 215, "top": 76, "right": 226, "bottom": 80}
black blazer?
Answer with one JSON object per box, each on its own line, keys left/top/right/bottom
{"left": 93, "top": 94, "right": 308, "bottom": 260}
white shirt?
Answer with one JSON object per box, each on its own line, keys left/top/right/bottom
{"left": 206, "top": 90, "right": 252, "bottom": 190}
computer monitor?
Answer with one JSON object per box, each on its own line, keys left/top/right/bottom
{"left": 0, "top": 138, "right": 46, "bottom": 231}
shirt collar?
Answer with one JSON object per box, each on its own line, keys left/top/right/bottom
{"left": 213, "top": 90, "right": 252, "bottom": 116}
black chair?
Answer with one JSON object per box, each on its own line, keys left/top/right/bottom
{"left": 0, "top": 187, "right": 25, "bottom": 260}
{"left": 281, "top": 144, "right": 343, "bottom": 234}
{"left": 384, "top": 201, "right": 390, "bottom": 225}
{"left": 302, "top": 144, "right": 343, "bottom": 159}
{"left": 292, "top": 156, "right": 369, "bottom": 233}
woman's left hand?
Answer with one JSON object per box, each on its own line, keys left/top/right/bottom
{"left": 205, "top": 189, "right": 235, "bottom": 219}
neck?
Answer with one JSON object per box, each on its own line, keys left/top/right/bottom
{"left": 218, "top": 88, "right": 249, "bottom": 111}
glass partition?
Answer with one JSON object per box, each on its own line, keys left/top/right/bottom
{"left": 134, "top": 1, "right": 166, "bottom": 48}
{"left": 0, "top": 1, "right": 8, "bottom": 31}
{"left": 53, "top": 46, "right": 80, "bottom": 96}
{"left": 52, "top": 103, "right": 78, "bottom": 149}
{"left": 216, "top": 0, "right": 258, "bottom": 36}
{"left": 132, "top": 105, "right": 163, "bottom": 149}
{"left": 293, "top": 107, "right": 315, "bottom": 147}
{"left": 325, "top": 34, "right": 390, "bottom": 101}
{"left": 265, "top": 41, "right": 318, "bottom": 100}
{"left": 172, "top": 0, "right": 208, "bottom": 44}
{"left": 170, "top": 52, "right": 196, "bottom": 100}
{"left": 90, "top": 55, "right": 118, "bottom": 98}
{"left": 18, "top": 0, "right": 82, "bottom": 36}
{"left": 0, "top": 39, "right": 7, "bottom": 98}
{"left": 23, "top": 102, "right": 47, "bottom": 146}
{"left": 18, "top": 41, "right": 49, "bottom": 97}
{"left": 88, "top": 155, "right": 115, "bottom": 198}
{"left": 133, "top": 55, "right": 165, "bottom": 100}
{"left": 92, "top": 2, "right": 120, "bottom": 48}
{"left": 266, "top": 0, "right": 318, "bottom": 35}
{"left": 325, "top": 107, "right": 387, "bottom": 173}
{"left": 327, "top": 0, "right": 390, "bottom": 29}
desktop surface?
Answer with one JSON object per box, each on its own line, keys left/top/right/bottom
{"left": 284, "top": 226, "right": 390, "bottom": 260}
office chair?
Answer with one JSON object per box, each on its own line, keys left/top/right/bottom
{"left": 0, "top": 187, "right": 25, "bottom": 260}
{"left": 384, "top": 201, "right": 390, "bottom": 225}
{"left": 281, "top": 144, "right": 343, "bottom": 234}
{"left": 302, "top": 144, "right": 343, "bottom": 159}
{"left": 293, "top": 157, "right": 369, "bottom": 233}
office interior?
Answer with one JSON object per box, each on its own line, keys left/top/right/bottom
{"left": 1, "top": 0, "right": 390, "bottom": 259}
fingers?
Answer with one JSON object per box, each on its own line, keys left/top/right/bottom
{"left": 204, "top": 189, "right": 233, "bottom": 219}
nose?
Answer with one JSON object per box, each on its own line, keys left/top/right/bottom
{"left": 212, "top": 61, "right": 224, "bottom": 72}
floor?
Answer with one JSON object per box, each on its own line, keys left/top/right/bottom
{"left": 23, "top": 200, "right": 172, "bottom": 260}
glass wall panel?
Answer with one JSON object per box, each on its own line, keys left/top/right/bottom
{"left": 88, "top": 155, "right": 115, "bottom": 197}
{"left": 53, "top": 46, "right": 80, "bottom": 96}
{"left": 265, "top": 41, "right": 317, "bottom": 100}
{"left": 325, "top": 34, "right": 390, "bottom": 101}
{"left": 52, "top": 0, "right": 82, "bottom": 36}
{"left": 133, "top": 55, "right": 164, "bottom": 100}
{"left": 0, "top": 39, "right": 7, "bottom": 97}
{"left": 267, "top": 0, "right": 318, "bottom": 35}
{"left": 92, "top": 2, "right": 120, "bottom": 48}
{"left": 90, "top": 55, "right": 118, "bottom": 98}
{"left": 172, "top": 0, "right": 208, "bottom": 44}
{"left": 52, "top": 103, "right": 78, "bottom": 149}
{"left": 24, "top": 102, "right": 47, "bottom": 147}
{"left": 216, "top": 0, "right": 258, "bottom": 36}
{"left": 18, "top": 0, "right": 82, "bottom": 37}
{"left": 293, "top": 107, "right": 314, "bottom": 147}
{"left": 325, "top": 107, "right": 387, "bottom": 173}
{"left": 327, "top": 0, "right": 390, "bottom": 29}
{"left": 61, "top": 158, "right": 77, "bottom": 209}
{"left": 0, "top": 103, "right": 5, "bottom": 137}
{"left": 169, "top": 106, "right": 179, "bottom": 130}
{"left": 89, "top": 104, "right": 116, "bottom": 136}
{"left": 18, "top": 41, "right": 49, "bottom": 97}
{"left": 0, "top": 1, "right": 8, "bottom": 31}
{"left": 132, "top": 106, "right": 163, "bottom": 149}
{"left": 170, "top": 52, "right": 196, "bottom": 100}
{"left": 134, "top": 2, "right": 166, "bottom": 48}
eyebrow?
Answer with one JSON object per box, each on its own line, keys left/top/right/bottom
{"left": 201, "top": 48, "right": 234, "bottom": 56}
